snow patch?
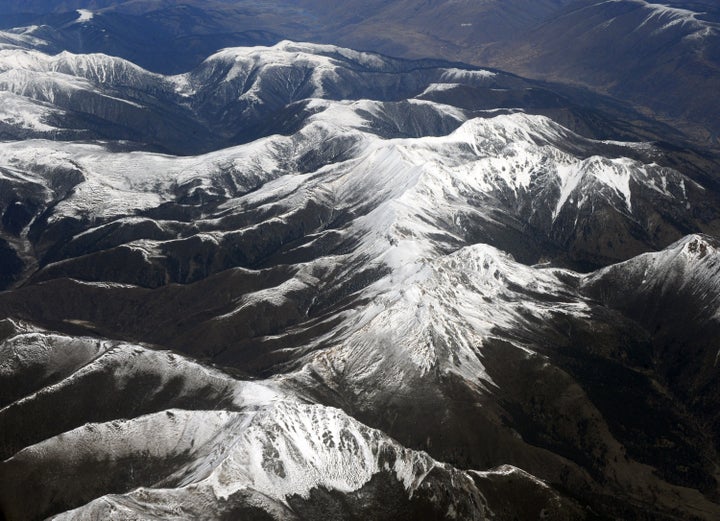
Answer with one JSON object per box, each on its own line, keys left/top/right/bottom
{"left": 440, "top": 68, "right": 497, "bottom": 83}
{"left": 76, "top": 9, "right": 94, "bottom": 23}
{"left": 198, "top": 402, "right": 445, "bottom": 501}
{"left": 418, "top": 82, "right": 462, "bottom": 95}
{"left": 617, "top": 0, "right": 719, "bottom": 36}
{"left": 0, "top": 91, "right": 61, "bottom": 131}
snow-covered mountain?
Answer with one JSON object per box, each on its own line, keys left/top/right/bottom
{"left": 0, "top": 103, "right": 715, "bottom": 291}
{"left": 582, "top": 234, "right": 720, "bottom": 445}
{"left": 0, "top": 321, "right": 582, "bottom": 521}
{"left": 0, "top": 38, "right": 695, "bottom": 152}
{"left": 2, "top": 41, "right": 720, "bottom": 520}
{"left": 2, "top": 1, "right": 718, "bottom": 143}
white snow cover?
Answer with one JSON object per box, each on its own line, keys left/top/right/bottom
{"left": 0, "top": 134, "right": 292, "bottom": 222}
{"left": 0, "top": 27, "right": 50, "bottom": 51}
{"left": 1, "top": 325, "right": 486, "bottom": 518}
{"left": 0, "top": 110, "right": 694, "bottom": 387}
{"left": 0, "top": 90, "right": 62, "bottom": 130}
{"left": 198, "top": 401, "right": 445, "bottom": 500}
{"left": 0, "top": 49, "right": 154, "bottom": 83}
{"left": 1, "top": 325, "right": 485, "bottom": 517}
{"left": 201, "top": 41, "right": 365, "bottom": 99}
{"left": 40, "top": 401, "right": 478, "bottom": 520}
{"left": 10, "top": 409, "right": 236, "bottom": 464}
{"left": 0, "top": 328, "right": 105, "bottom": 390}
{"left": 440, "top": 67, "right": 497, "bottom": 83}
{"left": 0, "top": 48, "right": 171, "bottom": 116}
{"left": 304, "top": 98, "right": 372, "bottom": 129}
{"left": 472, "top": 464, "right": 554, "bottom": 487}
{"left": 584, "top": 234, "right": 720, "bottom": 304}
{"left": 418, "top": 82, "right": 463, "bottom": 95}
{"left": 76, "top": 9, "right": 95, "bottom": 23}
{"left": 211, "top": 40, "right": 389, "bottom": 72}
{"left": 0, "top": 328, "right": 285, "bottom": 414}
{"left": 300, "top": 112, "right": 687, "bottom": 254}
{"left": 1, "top": 40, "right": 717, "bottom": 520}
{"left": 292, "top": 243, "right": 588, "bottom": 394}
{"left": 553, "top": 156, "right": 635, "bottom": 219}
{"left": 0, "top": 40, "right": 387, "bottom": 108}
{"left": 615, "top": 0, "right": 719, "bottom": 36}
{"left": 0, "top": 67, "right": 95, "bottom": 106}
{"left": 200, "top": 111, "right": 696, "bottom": 399}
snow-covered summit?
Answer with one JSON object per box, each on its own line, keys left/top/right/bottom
{"left": 210, "top": 40, "right": 390, "bottom": 70}
{"left": 582, "top": 233, "right": 720, "bottom": 320}
{"left": 296, "top": 242, "right": 585, "bottom": 391}
{"left": 586, "top": 233, "right": 720, "bottom": 280}
{"left": 626, "top": 0, "right": 719, "bottom": 35}
{"left": 0, "top": 48, "right": 161, "bottom": 87}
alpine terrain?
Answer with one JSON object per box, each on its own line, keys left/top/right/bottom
{"left": 1, "top": 5, "right": 720, "bottom": 521}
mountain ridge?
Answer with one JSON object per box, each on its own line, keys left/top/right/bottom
{"left": 1, "top": 0, "right": 718, "bottom": 146}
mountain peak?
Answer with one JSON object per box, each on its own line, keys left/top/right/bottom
{"left": 673, "top": 233, "right": 720, "bottom": 259}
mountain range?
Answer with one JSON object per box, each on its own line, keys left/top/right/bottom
{"left": 1, "top": 4, "right": 720, "bottom": 521}
{"left": 1, "top": 0, "right": 718, "bottom": 145}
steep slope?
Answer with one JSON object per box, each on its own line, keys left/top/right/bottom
{"left": 583, "top": 234, "right": 720, "bottom": 443}
{"left": 2, "top": 111, "right": 720, "bottom": 519}
{"left": 0, "top": 321, "right": 582, "bottom": 521}
{"left": 0, "top": 107, "right": 715, "bottom": 294}
{"left": 0, "top": 36, "right": 701, "bottom": 153}
{"left": 0, "top": 47, "right": 214, "bottom": 153}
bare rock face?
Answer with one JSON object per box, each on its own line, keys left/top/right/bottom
{"left": 1, "top": 38, "right": 720, "bottom": 521}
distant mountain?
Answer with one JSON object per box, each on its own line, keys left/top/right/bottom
{"left": 480, "top": 0, "right": 720, "bottom": 146}
{"left": 0, "top": 39, "right": 695, "bottom": 152}
{"left": 1, "top": 0, "right": 716, "bottom": 147}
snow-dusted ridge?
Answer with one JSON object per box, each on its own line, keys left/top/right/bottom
{"left": 0, "top": 38, "right": 506, "bottom": 152}
{"left": 635, "top": 0, "right": 715, "bottom": 27}
{"left": 0, "top": 334, "right": 283, "bottom": 416}
{"left": 289, "top": 242, "right": 588, "bottom": 394}
{"left": 583, "top": 233, "right": 720, "bottom": 307}
{"left": 0, "top": 90, "right": 63, "bottom": 131}
{"left": 610, "top": 0, "right": 720, "bottom": 36}
{"left": 0, "top": 95, "right": 705, "bottom": 295}
{"left": 0, "top": 324, "right": 494, "bottom": 519}
{"left": 0, "top": 48, "right": 163, "bottom": 89}
{"left": 0, "top": 27, "right": 50, "bottom": 52}
{"left": 0, "top": 133, "right": 298, "bottom": 223}
{"left": 207, "top": 40, "right": 391, "bottom": 71}
{"left": 34, "top": 402, "right": 490, "bottom": 520}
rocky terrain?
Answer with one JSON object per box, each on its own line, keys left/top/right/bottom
{"left": 0, "top": 27, "right": 719, "bottom": 521}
